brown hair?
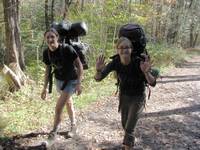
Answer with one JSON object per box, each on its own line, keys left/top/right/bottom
{"left": 44, "top": 28, "right": 59, "bottom": 37}
{"left": 116, "top": 37, "right": 132, "bottom": 49}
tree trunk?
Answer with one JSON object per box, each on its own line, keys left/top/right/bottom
{"left": 81, "top": 0, "right": 84, "bottom": 11}
{"left": 3, "top": 0, "right": 26, "bottom": 91}
{"left": 45, "top": 0, "right": 49, "bottom": 30}
{"left": 51, "top": 0, "right": 55, "bottom": 23}
{"left": 189, "top": 22, "right": 194, "bottom": 47}
{"left": 63, "top": 0, "right": 71, "bottom": 20}
{"left": 15, "top": 0, "right": 25, "bottom": 70}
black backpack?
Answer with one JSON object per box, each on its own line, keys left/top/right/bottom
{"left": 51, "top": 21, "right": 89, "bottom": 70}
{"left": 47, "top": 44, "right": 85, "bottom": 93}
{"left": 47, "top": 21, "right": 88, "bottom": 93}
{"left": 113, "top": 23, "right": 152, "bottom": 97}
{"left": 118, "top": 23, "right": 147, "bottom": 57}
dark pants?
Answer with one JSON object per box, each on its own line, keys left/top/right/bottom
{"left": 119, "top": 95, "right": 145, "bottom": 147}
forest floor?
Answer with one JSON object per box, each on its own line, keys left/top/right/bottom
{"left": 1, "top": 55, "right": 200, "bottom": 150}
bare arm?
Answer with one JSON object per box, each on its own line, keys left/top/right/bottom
{"left": 94, "top": 55, "right": 106, "bottom": 81}
{"left": 43, "top": 65, "right": 50, "bottom": 89}
{"left": 74, "top": 57, "right": 83, "bottom": 83}
{"left": 140, "top": 54, "right": 156, "bottom": 86}
{"left": 74, "top": 57, "right": 83, "bottom": 95}
{"left": 41, "top": 65, "right": 50, "bottom": 99}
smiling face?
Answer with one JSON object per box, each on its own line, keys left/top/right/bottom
{"left": 116, "top": 37, "right": 133, "bottom": 65}
{"left": 44, "top": 29, "right": 59, "bottom": 51}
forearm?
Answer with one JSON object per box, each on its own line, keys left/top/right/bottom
{"left": 77, "top": 66, "right": 83, "bottom": 83}
{"left": 75, "top": 58, "right": 83, "bottom": 83}
{"left": 144, "top": 71, "right": 156, "bottom": 86}
{"left": 94, "top": 67, "right": 111, "bottom": 81}
{"left": 43, "top": 66, "right": 50, "bottom": 89}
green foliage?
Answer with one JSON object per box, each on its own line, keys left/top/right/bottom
{"left": 0, "top": 72, "right": 13, "bottom": 100}
{"left": 0, "top": 0, "right": 192, "bottom": 137}
{"left": 0, "top": 84, "right": 56, "bottom": 135}
{"left": 20, "top": 0, "right": 45, "bottom": 65}
{"left": 0, "top": 114, "right": 9, "bottom": 134}
{"left": 26, "top": 60, "right": 44, "bottom": 83}
{"left": 74, "top": 68, "right": 116, "bottom": 109}
{"left": 147, "top": 42, "right": 187, "bottom": 70}
{"left": 0, "top": 64, "right": 116, "bottom": 136}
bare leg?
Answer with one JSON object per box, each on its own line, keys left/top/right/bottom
{"left": 52, "top": 91, "right": 71, "bottom": 132}
{"left": 66, "top": 97, "right": 76, "bottom": 128}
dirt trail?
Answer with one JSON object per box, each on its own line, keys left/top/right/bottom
{"left": 1, "top": 55, "right": 200, "bottom": 150}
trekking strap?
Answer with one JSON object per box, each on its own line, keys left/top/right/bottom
{"left": 47, "top": 50, "right": 56, "bottom": 94}
{"left": 48, "top": 66, "right": 54, "bottom": 93}
{"left": 114, "top": 83, "right": 119, "bottom": 96}
{"left": 146, "top": 84, "right": 151, "bottom": 100}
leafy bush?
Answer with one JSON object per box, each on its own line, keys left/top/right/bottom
{"left": 147, "top": 43, "right": 186, "bottom": 69}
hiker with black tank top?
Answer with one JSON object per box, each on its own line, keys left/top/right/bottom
{"left": 41, "top": 28, "right": 83, "bottom": 139}
{"left": 95, "top": 37, "right": 157, "bottom": 149}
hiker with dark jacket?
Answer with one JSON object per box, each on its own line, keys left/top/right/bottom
{"left": 41, "top": 28, "right": 83, "bottom": 139}
{"left": 95, "top": 37, "right": 157, "bottom": 149}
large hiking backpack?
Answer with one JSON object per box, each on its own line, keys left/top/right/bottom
{"left": 51, "top": 21, "right": 88, "bottom": 69}
{"left": 47, "top": 21, "right": 88, "bottom": 93}
{"left": 114, "top": 24, "right": 159, "bottom": 99}
{"left": 113, "top": 23, "right": 151, "bottom": 97}
{"left": 118, "top": 23, "right": 147, "bottom": 57}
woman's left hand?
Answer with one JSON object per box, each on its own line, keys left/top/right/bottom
{"left": 75, "top": 83, "right": 82, "bottom": 95}
{"left": 140, "top": 54, "right": 151, "bottom": 73}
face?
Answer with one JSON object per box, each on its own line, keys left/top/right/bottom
{"left": 44, "top": 31, "right": 59, "bottom": 51}
{"left": 116, "top": 41, "right": 132, "bottom": 65}
{"left": 117, "top": 42, "right": 132, "bottom": 58}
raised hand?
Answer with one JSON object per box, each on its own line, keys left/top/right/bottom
{"left": 140, "top": 53, "right": 151, "bottom": 73}
{"left": 96, "top": 55, "right": 106, "bottom": 72}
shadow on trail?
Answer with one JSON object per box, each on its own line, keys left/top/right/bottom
{"left": 97, "top": 141, "right": 124, "bottom": 150}
{"left": 158, "top": 75, "right": 200, "bottom": 84}
{"left": 157, "top": 58, "right": 200, "bottom": 84}
{"left": 178, "top": 61, "right": 200, "bottom": 68}
{"left": 0, "top": 133, "right": 47, "bottom": 150}
{"left": 137, "top": 112, "right": 200, "bottom": 149}
{"left": 0, "top": 131, "right": 71, "bottom": 150}
{"left": 87, "top": 104, "right": 200, "bottom": 149}
{"left": 141, "top": 104, "right": 200, "bottom": 118}
{"left": 0, "top": 130, "right": 95, "bottom": 150}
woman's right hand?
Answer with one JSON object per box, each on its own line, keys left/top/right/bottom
{"left": 41, "top": 88, "right": 48, "bottom": 100}
{"left": 96, "top": 55, "right": 106, "bottom": 72}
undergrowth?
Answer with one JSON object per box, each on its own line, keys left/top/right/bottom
{"left": 0, "top": 43, "right": 192, "bottom": 137}
{"left": 0, "top": 67, "right": 116, "bottom": 136}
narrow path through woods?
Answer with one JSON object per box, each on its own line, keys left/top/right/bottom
{"left": 2, "top": 55, "right": 200, "bottom": 150}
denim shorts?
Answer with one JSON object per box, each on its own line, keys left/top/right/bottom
{"left": 55, "top": 79, "right": 78, "bottom": 95}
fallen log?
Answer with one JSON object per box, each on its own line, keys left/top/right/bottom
{"left": 1, "top": 63, "right": 26, "bottom": 92}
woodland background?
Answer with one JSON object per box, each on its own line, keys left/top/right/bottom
{"left": 0, "top": 0, "right": 199, "bottom": 137}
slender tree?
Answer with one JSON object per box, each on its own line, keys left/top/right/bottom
{"left": 3, "top": 0, "right": 25, "bottom": 70}
{"left": 81, "top": 0, "right": 85, "bottom": 11}
{"left": 45, "top": 0, "right": 49, "bottom": 30}
{"left": 51, "top": 0, "right": 55, "bottom": 23}
{"left": 63, "top": 0, "right": 73, "bottom": 20}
